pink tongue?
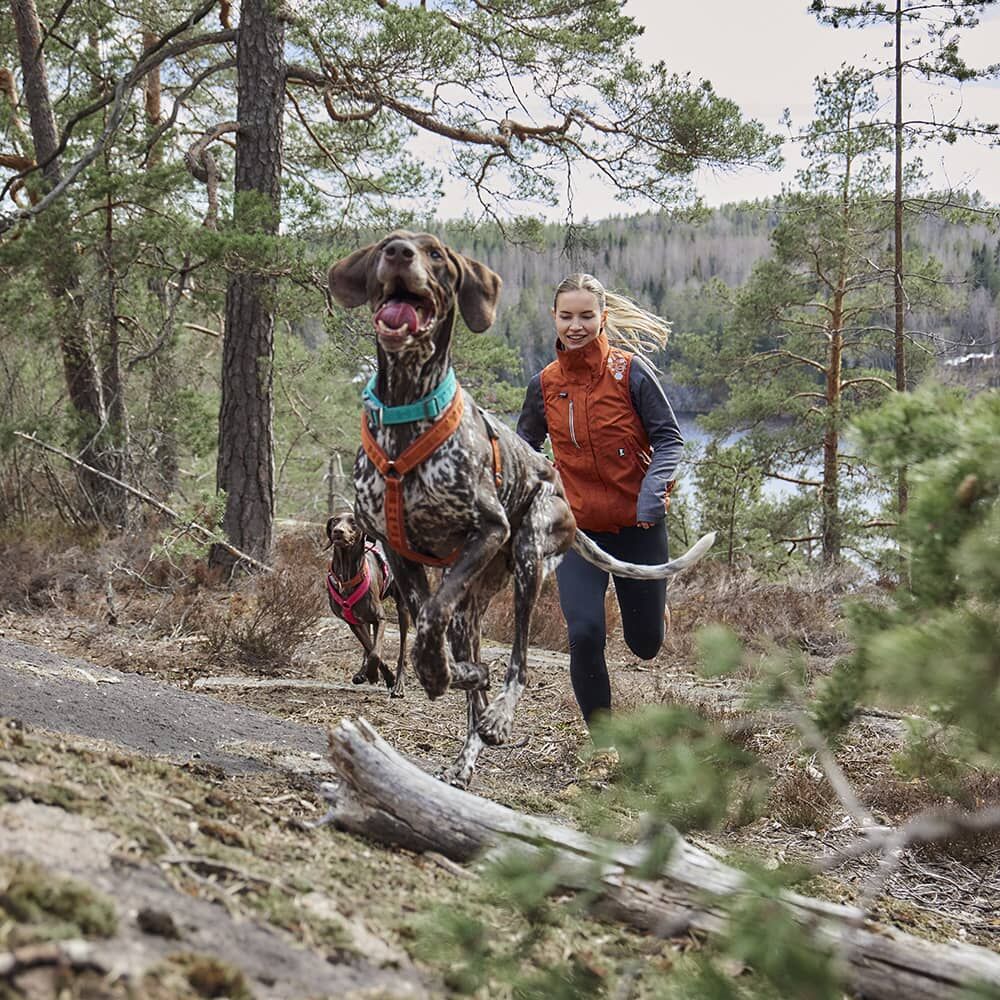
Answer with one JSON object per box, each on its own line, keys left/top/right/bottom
{"left": 375, "top": 300, "right": 419, "bottom": 334}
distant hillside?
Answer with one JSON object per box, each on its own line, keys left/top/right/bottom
{"left": 438, "top": 203, "right": 1000, "bottom": 411}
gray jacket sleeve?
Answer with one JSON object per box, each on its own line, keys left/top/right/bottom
{"left": 516, "top": 374, "right": 548, "bottom": 451}
{"left": 630, "top": 356, "right": 684, "bottom": 524}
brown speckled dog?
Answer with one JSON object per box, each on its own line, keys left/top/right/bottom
{"left": 329, "top": 231, "right": 714, "bottom": 786}
{"left": 325, "top": 509, "right": 408, "bottom": 699}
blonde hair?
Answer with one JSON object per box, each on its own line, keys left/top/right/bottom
{"left": 553, "top": 273, "right": 671, "bottom": 355}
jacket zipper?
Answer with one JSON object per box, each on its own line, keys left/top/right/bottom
{"left": 567, "top": 399, "right": 581, "bottom": 449}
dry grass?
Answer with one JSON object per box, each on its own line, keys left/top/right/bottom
{"left": 200, "top": 531, "right": 327, "bottom": 673}
{"left": 663, "top": 561, "right": 861, "bottom": 662}
{"left": 864, "top": 770, "right": 1000, "bottom": 861}
{"left": 481, "top": 575, "right": 623, "bottom": 651}
{"left": 767, "top": 767, "right": 837, "bottom": 831}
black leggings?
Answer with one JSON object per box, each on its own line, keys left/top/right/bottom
{"left": 556, "top": 523, "right": 669, "bottom": 726}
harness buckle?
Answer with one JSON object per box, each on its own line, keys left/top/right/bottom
{"left": 422, "top": 396, "right": 441, "bottom": 420}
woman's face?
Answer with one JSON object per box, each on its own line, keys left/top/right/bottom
{"left": 553, "top": 289, "right": 605, "bottom": 351}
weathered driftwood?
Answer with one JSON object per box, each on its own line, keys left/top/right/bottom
{"left": 320, "top": 717, "right": 1000, "bottom": 1000}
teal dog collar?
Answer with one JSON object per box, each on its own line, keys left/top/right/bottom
{"left": 362, "top": 367, "right": 458, "bottom": 425}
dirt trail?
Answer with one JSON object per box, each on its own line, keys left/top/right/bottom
{"left": 0, "top": 799, "right": 427, "bottom": 998}
{"left": 0, "top": 634, "right": 436, "bottom": 998}
{"left": 1, "top": 637, "right": 330, "bottom": 774}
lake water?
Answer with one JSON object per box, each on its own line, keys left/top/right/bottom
{"left": 673, "top": 412, "right": 889, "bottom": 523}
{"left": 674, "top": 413, "right": 797, "bottom": 502}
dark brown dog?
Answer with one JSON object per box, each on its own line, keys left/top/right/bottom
{"left": 325, "top": 509, "right": 408, "bottom": 698}
{"left": 329, "top": 231, "right": 714, "bottom": 786}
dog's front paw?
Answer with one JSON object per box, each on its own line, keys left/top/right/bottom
{"left": 389, "top": 673, "right": 405, "bottom": 699}
{"left": 437, "top": 761, "right": 474, "bottom": 788}
{"left": 477, "top": 695, "right": 514, "bottom": 747}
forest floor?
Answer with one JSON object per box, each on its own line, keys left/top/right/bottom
{"left": 0, "top": 525, "right": 998, "bottom": 999}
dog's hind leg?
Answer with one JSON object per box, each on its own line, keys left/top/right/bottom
{"left": 439, "top": 691, "right": 487, "bottom": 787}
{"left": 478, "top": 493, "right": 574, "bottom": 747}
{"left": 436, "top": 605, "right": 487, "bottom": 786}
{"left": 369, "top": 617, "right": 396, "bottom": 690}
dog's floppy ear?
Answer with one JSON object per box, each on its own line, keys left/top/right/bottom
{"left": 328, "top": 243, "right": 377, "bottom": 309}
{"left": 449, "top": 250, "right": 502, "bottom": 333}
{"left": 323, "top": 516, "right": 336, "bottom": 549}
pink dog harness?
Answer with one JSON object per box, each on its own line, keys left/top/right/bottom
{"left": 326, "top": 547, "right": 392, "bottom": 626}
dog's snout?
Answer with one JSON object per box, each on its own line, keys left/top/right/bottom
{"left": 382, "top": 239, "right": 416, "bottom": 266}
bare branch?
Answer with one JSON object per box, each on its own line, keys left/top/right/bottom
{"left": 13, "top": 432, "right": 271, "bottom": 573}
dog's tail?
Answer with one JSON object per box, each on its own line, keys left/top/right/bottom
{"left": 571, "top": 530, "right": 716, "bottom": 580}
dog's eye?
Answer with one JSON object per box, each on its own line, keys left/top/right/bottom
{"left": 429, "top": 249, "right": 443, "bottom": 260}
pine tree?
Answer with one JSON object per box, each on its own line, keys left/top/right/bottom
{"left": 683, "top": 68, "right": 944, "bottom": 565}
{"left": 810, "top": 0, "right": 1000, "bottom": 515}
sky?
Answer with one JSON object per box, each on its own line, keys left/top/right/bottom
{"left": 435, "top": 0, "right": 1000, "bottom": 220}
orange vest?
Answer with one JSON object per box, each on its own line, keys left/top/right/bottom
{"left": 540, "top": 334, "right": 651, "bottom": 532}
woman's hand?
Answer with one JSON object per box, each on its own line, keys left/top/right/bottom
{"left": 637, "top": 521, "right": 655, "bottom": 529}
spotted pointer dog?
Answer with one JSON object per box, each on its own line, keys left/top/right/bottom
{"left": 329, "top": 231, "right": 715, "bottom": 787}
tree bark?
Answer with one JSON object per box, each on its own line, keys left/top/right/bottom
{"left": 212, "top": 0, "right": 284, "bottom": 569}
{"left": 141, "top": 26, "right": 180, "bottom": 496}
{"left": 822, "top": 282, "right": 845, "bottom": 564}
{"left": 893, "top": 0, "right": 909, "bottom": 518}
{"left": 10, "top": 0, "right": 124, "bottom": 523}
{"left": 319, "top": 718, "right": 1000, "bottom": 1000}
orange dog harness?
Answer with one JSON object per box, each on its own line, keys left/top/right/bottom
{"left": 360, "top": 387, "right": 503, "bottom": 567}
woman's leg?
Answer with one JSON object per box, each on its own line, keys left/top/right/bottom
{"left": 610, "top": 524, "right": 670, "bottom": 660}
{"left": 555, "top": 545, "right": 611, "bottom": 726}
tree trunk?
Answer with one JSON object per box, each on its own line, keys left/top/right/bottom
{"left": 10, "top": 0, "right": 124, "bottom": 523}
{"left": 141, "top": 27, "right": 180, "bottom": 496}
{"left": 822, "top": 283, "right": 844, "bottom": 564}
{"left": 211, "top": 0, "right": 284, "bottom": 569}
{"left": 893, "top": 0, "right": 908, "bottom": 518}
{"left": 318, "top": 718, "right": 1000, "bottom": 1000}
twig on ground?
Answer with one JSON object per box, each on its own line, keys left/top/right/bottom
{"left": 794, "top": 709, "right": 880, "bottom": 832}
{"left": 0, "top": 941, "right": 105, "bottom": 979}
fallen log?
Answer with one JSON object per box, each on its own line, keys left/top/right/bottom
{"left": 318, "top": 717, "right": 1000, "bottom": 1000}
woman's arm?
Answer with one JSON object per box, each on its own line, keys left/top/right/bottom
{"left": 630, "top": 356, "right": 684, "bottom": 524}
{"left": 516, "top": 374, "right": 548, "bottom": 451}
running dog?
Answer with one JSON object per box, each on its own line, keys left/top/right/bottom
{"left": 325, "top": 509, "right": 408, "bottom": 698}
{"left": 329, "top": 231, "right": 714, "bottom": 785}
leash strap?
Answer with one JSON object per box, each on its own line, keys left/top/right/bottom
{"left": 480, "top": 408, "right": 504, "bottom": 489}
{"left": 362, "top": 367, "right": 458, "bottom": 426}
